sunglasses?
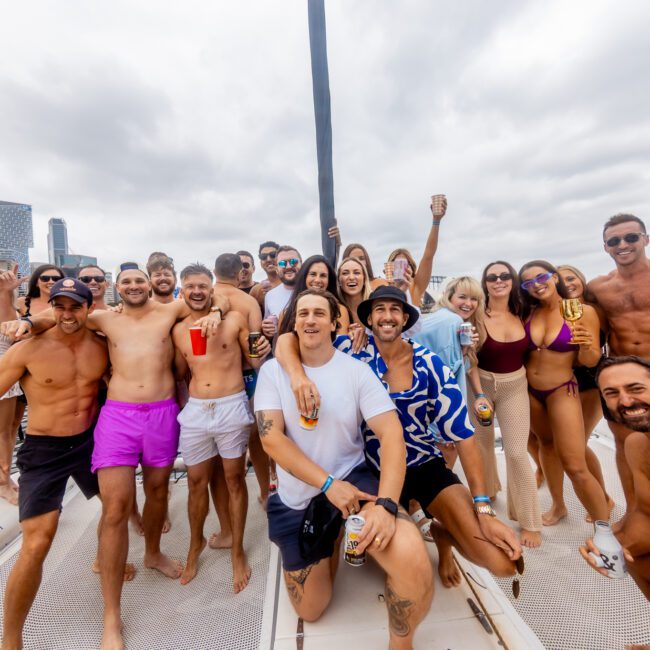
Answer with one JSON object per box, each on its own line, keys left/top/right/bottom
{"left": 39, "top": 275, "right": 63, "bottom": 283}
{"left": 521, "top": 272, "right": 553, "bottom": 292}
{"left": 278, "top": 258, "right": 300, "bottom": 269}
{"left": 241, "top": 261, "right": 251, "bottom": 269}
{"left": 79, "top": 275, "right": 106, "bottom": 284}
{"left": 485, "top": 272, "right": 513, "bottom": 283}
{"left": 259, "top": 252, "right": 277, "bottom": 261}
{"left": 604, "top": 232, "right": 645, "bottom": 248}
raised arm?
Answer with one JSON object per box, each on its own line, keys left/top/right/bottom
{"left": 0, "top": 264, "right": 21, "bottom": 323}
{"left": 412, "top": 195, "right": 447, "bottom": 306}
{"left": 274, "top": 332, "right": 321, "bottom": 413}
{"left": 0, "top": 344, "right": 27, "bottom": 397}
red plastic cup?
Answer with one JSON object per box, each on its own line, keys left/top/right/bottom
{"left": 189, "top": 327, "right": 207, "bottom": 355}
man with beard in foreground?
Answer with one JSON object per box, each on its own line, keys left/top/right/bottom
{"left": 262, "top": 245, "right": 302, "bottom": 341}
{"left": 580, "top": 356, "right": 650, "bottom": 600}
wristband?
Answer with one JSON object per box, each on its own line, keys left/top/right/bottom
{"left": 321, "top": 475, "right": 334, "bottom": 493}
{"left": 432, "top": 220, "right": 441, "bottom": 226}
{"left": 20, "top": 316, "right": 33, "bottom": 328}
{"left": 474, "top": 393, "right": 486, "bottom": 399}
{"left": 472, "top": 495, "right": 491, "bottom": 503}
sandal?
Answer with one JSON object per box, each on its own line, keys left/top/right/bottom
{"left": 411, "top": 508, "right": 434, "bottom": 543}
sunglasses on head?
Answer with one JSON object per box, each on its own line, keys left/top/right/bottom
{"left": 259, "top": 252, "right": 277, "bottom": 261}
{"left": 241, "top": 261, "right": 251, "bottom": 269}
{"left": 485, "top": 272, "right": 513, "bottom": 283}
{"left": 604, "top": 232, "right": 645, "bottom": 248}
{"left": 79, "top": 275, "right": 106, "bottom": 284}
{"left": 39, "top": 274, "right": 62, "bottom": 283}
{"left": 521, "top": 272, "right": 553, "bottom": 292}
{"left": 278, "top": 258, "right": 300, "bottom": 269}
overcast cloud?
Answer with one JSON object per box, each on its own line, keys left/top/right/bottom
{"left": 1, "top": 0, "right": 649, "bottom": 282}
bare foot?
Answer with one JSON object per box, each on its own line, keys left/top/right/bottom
{"left": 542, "top": 506, "right": 568, "bottom": 526}
{"left": 232, "top": 549, "right": 251, "bottom": 593}
{"left": 92, "top": 560, "right": 137, "bottom": 582}
{"left": 130, "top": 511, "right": 144, "bottom": 536}
{"left": 535, "top": 468, "right": 545, "bottom": 488}
{"left": 162, "top": 512, "right": 172, "bottom": 534}
{"left": 437, "top": 547, "right": 461, "bottom": 588}
{"left": 180, "top": 538, "right": 207, "bottom": 585}
{"left": 585, "top": 497, "right": 615, "bottom": 523}
{"left": 144, "top": 552, "right": 183, "bottom": 579}
{"left": 520, "top": 529, "right": 542, "bottom": 548}
{"left": 0, "top": 483, "right": 18, "bottom": 505}
{"left": 209, "top": 530, "right": 233, "bottom": 549}
{"left": 100, "top": 617, "right": 124, "bottom": 650}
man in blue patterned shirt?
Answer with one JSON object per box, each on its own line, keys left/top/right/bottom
{"left": 276, "top": 286, "right": 521, "bottom": 588}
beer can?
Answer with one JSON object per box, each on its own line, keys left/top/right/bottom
{"left": 459, "top": 322, "right": 473, "bottom": 346}
{"left": 248, "top": 331, "right": 262, "bottom": 358}
{"left": 477, "top": 403, "right": 493, "bottom": 427}
{"left": 344, "top": 515, "right": 366, "bottom": 566}
{"left": 299, "top": 407, "right": 319, "bottom": 431}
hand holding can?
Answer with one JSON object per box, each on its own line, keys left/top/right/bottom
{"left": 248, "top": 331, "right": 262, "bottom": 358}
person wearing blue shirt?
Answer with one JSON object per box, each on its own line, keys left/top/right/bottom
{"left": 276, "top": 286, "right": 521, "bottom": 588}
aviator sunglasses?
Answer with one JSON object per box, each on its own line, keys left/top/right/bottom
{"left": 278, "top": 258, "right": 300, "bottom": 269}
{"left": 604, "top": 232, "right": 645, "bottom": 248}
{"left": 39, "top": 274, "right": 63, "bottom": 283}
{"left": 79, "top": 275, "right": 106, "bottom": 284}
{"left": 521, "top": 272, "right": 553, "bottom": 292}
{"left": 485, "top": 272, "right": 513, "bottom": 283}
{"left": 259, "top": 252, "right": 277, "bottom": 261}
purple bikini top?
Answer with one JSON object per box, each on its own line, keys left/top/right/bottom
{"left": 524, "top": 314, "right": 578, "bottom": 353}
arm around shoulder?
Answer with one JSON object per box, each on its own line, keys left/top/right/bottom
{"left": 0, "top": 343, "right": 27, "bottom": 397}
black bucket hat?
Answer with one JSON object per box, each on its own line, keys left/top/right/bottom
{"left": 357, "top": 285, "right": 420, "bottom": 332}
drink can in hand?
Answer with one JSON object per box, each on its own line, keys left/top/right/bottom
{"left": 477, "top": 404, "right": 493, "bottom": 427}
{"left": 299, "top": 407, "right": 319, "bottom": 430}
{"left": 248, "top": 332, "right": 262, "bottom": 358}
{"left": 459, "top": 322, "right": 473, "bottom": 346}
{"left": 344, "top": 515, "right": 366, "bottom": 566}
{"left": 189, "top": 327, "right": 207, "bottom": 356}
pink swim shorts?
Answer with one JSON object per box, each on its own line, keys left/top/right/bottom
{"left": 92, "top": 398, "right": 180, "bottom": 472}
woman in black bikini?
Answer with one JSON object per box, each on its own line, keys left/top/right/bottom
{"left": 519, "top": 260, "right": 610, "bottom": 525}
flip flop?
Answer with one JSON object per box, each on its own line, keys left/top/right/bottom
{"left": 411, "top": 508, "right": 434, "bottom": 543}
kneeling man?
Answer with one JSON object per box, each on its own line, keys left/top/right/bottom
{"left": 255, "top": 289, "right": 433, "bottom": 649}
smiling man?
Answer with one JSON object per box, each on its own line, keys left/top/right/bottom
{"left": 587, "top": 214, "right": 650, "bottom": 523}
{"left": 77, "top": 265, "right": 109, "bottom": 310}
{"left": 255, "top": 289, "right": 432, "bottom": 648}
{"left": 0, "top": 279, "right": 109, "bottom": 650}
{"left": 262, "top": 245, "right": 302, "bottom": 340}
{"left": 147, "top": 252, "right": 177, "bottom": 304}
{"left": 579, "top": 356, "right": 650, "bottom": 600}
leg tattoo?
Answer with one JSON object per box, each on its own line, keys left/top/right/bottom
{"left": 285, "top": 560, "right": 320, "bottom": 605}
{"left": 385, "top": 579, "right": 414, "bottom": 638}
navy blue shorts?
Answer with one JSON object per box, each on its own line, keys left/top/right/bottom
{"left": 243, "top": 369, "right": 257, "bottom": 401}
{"left": 267, "top": 463, "right": 379, "bottom": 571}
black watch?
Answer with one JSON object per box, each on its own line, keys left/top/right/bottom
{"left": 375, "top": 497, "right": 398, "bottom": 517}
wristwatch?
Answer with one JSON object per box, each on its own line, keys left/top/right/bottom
{"left": 210, "top": 307, "right": 223, "bottom": 318}
{"left": 474, "top": 503, "right": 496, "bottom": 517}
{"left": 375, "top": 497, "right": 398, "bottom": 517}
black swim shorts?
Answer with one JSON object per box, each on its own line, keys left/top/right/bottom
{"left": 399, "top": 456, "right": 462, "bottom": 512}
{"left": 16, "top": 426, "right": 99, "bottom": 522}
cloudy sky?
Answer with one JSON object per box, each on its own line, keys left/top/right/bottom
{"left": 1, "top": 0, "right": 649, "bottom": 282}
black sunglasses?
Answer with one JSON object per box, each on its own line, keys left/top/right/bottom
{"left": 39, "top": 274, "right": 63, "bottom": 282}
{"left": 79, "top": 275, "right": 106, "bottom": 284}
{"left": 241, "top": 261, "right": 251, "bottom": 269}
{"left": 259, "top": 252, "right": 277, "bottom": 261}
{"left": 485, "top": 272, "right": 513, "bottom": 283}
{"left": 604, "top": 232, "right": 645, "bottom": 247}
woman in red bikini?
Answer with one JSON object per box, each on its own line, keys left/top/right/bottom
{"left": 519, "top": 260, "right": 610, "bottom": 526}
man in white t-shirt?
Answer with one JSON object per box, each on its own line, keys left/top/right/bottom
{"left": 254, "top": 289, "right": 433, "bottom": 649}
{"left": 261, "top": 245, "right": 302, "bottom": 339}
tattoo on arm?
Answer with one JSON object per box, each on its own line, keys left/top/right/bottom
{"left": 256, "top": 411, "right": 273, "bottom": 438}
{"left": 385, "top": 579, "right": 414, "bottom": 638}
{"left": 284, "top": 560, "right": 321, "bottom": 605}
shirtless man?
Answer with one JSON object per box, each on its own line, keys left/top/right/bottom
{"left": 77, "top": 265, "right": 110, "bottom": 310}
{"left": 4, "top": 264, "right": 227, "bottom": 650}
{"left": 587, "top": 214, "right": 650, "bottom": 519}
{"left": 147, "top": 252, "right": 177, "bottom": 304}
{"left": 580, "top": 356, "right": 650, "bottom": 600}
{"left": 172, "top": 263, "right": 270, "bottom": 590}
{"left": 0, "top": 279, "right": 109, "bottom": 650}
{"left": 208, "top": 254, "right": 271, "bottom": 547}
{"left": 237, "top": 250, "right": 258, "bottom": 295}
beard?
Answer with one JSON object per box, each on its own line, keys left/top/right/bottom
{"left": 280, "top": 274, "right": 297, "bottom": 287}
{"left": 614, "top": 401, "right": 650, "bottom": 432}
{"left": 120, "top": 291, "right": 149, "bottom": 307}
{"left": 152, "top": 283, "right": 175, "bottom": 297}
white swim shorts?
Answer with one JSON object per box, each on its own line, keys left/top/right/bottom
{"left": 178, "top": 390, "right": 254, "bottom": 466}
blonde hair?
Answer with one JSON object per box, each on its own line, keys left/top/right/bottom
{"left": 387, "top": 248, "right": 417, "bottom": 275}
{"left": 557, "top": 264, "right": 587, "bottom": 300}
{"left": 436, "top": 276, "right": 486, "bottom": 366}
{"left": 337, "top": 257, "right": 371, "bottom": 318}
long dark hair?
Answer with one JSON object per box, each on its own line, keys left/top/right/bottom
{"left": 342, "top": 243, "right": 377, "bottom": 280}
{"left": 279, "top": 256, "right": 340, "bottom": 335}
{"left": 518, "top": 260, "right": 569, "bottom": 320}
{"left": 24, "top": 264, "right": 65, "bottom": 317}
{"left": 481, "top": 260, "right": 524, "bottom": 319}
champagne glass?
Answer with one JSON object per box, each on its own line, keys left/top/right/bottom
{"left": 560, "top": 298, "right": 583, "bottom": 333}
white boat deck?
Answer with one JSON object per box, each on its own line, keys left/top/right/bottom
{"left": 0, "top": 427, "right": 648, "bottom": 649}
